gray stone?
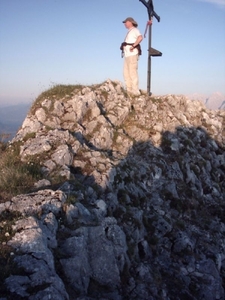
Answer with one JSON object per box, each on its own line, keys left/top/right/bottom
{"left": 51, "top": 144, "right": 73, "bottom": 166}
{"left": 34, "top": 179, "right": 51, "bottom": 188}
{"left": 3, "top": 79, "right": 225, "bottom": 300}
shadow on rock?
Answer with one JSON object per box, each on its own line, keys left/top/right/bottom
{"left": 1, "top": 125, "right": 225, "bottom": 300}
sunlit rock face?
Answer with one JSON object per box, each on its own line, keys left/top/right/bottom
{"left": 1, "top": 80, "right": 225, "bottom": 299}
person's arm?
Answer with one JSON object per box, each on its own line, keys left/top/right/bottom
{"left": 130, "top": 35, "right": 143, "bottom": 51}
{"left": 132, "top": 35, "right": 143, "bottom": 48}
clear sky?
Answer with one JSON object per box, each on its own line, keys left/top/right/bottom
{"left": 0, "top": 0, "right": 225, "bottom": 106}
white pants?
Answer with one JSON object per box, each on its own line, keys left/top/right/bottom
{"left": 123, "top": 54, "right": 140, "bottom": 95}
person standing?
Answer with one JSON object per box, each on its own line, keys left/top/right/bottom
{"left": 121, "top": 17, "right": 143, "bottom": 96}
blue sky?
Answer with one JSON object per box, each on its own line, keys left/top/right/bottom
{"left": 0, "top": 0, "right": 225, "bottom": 106}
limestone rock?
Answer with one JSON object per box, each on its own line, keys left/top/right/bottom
{"left": 1, "top": 79, "right": 225, "bottom": 299}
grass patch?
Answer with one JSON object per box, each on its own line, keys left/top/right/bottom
{"left": 23, "top": 132, "right": 36, "bottom": 142}
{"left": 0, "top": 141, "right": 43, "bottom": 202}
{"left": 30, "top": 84, "right": 83, "bottom": 115}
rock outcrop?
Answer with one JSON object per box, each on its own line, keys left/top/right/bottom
{"left": 0, "top": 80, "right": 225, "bottom": 299}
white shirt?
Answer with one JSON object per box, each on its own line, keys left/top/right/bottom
{"left": 124, "top": 27, "right": 141, "bottom": 57}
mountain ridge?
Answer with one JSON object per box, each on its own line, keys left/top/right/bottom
{"left": 0, "top": 80, "right": 225, "bottom": 299}
{"left": 0, "top": 91, "right": 224, "bottom": 141}
{"left": 188, "top": 91, "right": 225, "bottom": 110}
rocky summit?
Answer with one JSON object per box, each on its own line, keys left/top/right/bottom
{"left": 0, "top": 79, "right": 225, "bottom": 300}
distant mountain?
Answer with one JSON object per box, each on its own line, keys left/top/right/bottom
{"left": 218, "top": 100, "right": 225, "bottom": 110}
{"left": 0, "top": 103, "right": 31, "bottom": 141}
{"left": 188, "top": 92, "right": 225, "bottom": 110}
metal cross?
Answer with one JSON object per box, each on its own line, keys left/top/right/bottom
{"left": 139, "top": 0, "right": 162, "bottom": 95}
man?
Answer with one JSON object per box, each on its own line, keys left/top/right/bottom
{"left": 122, "top": 17, "right": 143, "bottom": 96}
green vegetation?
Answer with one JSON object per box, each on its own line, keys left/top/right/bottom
{"left": 30, "top": 84, "right": 81, "bottom": 115}
{"left": 23, "top": 132, "right": 36, "bottom": 142}
{"left": 35, "top": 84, "right": 79, "bottom": 102}
{"left": 0, "top": 140, "right": 42, "bottom": 202}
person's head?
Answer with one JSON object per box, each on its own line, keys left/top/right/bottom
{"left": 122, "top": 17, "right": 138, "bottom": 29}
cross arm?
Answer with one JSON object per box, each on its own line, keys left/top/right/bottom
{"left": 139, "top": 0, "right": 160, "bottom": 22}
